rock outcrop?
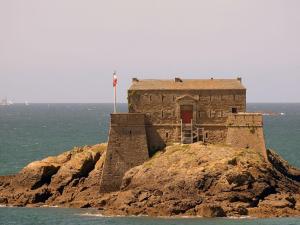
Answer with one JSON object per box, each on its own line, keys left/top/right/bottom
{"left": 0, "top": 144, "right": 106, "bottom": 208}
{"left": 0, "top": 143, "right": 300, "bottom": 218}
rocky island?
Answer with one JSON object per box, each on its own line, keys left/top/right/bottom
{"left": 1, "top": 77, "right": 299, "bottom": 218}
{"left": 0, "top": 143, "right": 299, "bottom": 218}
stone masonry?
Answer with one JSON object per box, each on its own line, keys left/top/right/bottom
{"left": 128, "top": 78, "right": 246, "bottom": 151}
{"left": 99, "top": 113, "right": 149, "bottom": 192}
{"left": 99, "top": 77, "right": 267, "bottom": 192}
{"left": 226, "top": 113, "right": 267, "bottom": 158}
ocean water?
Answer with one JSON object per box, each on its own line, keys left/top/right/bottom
{"left": 0, "top": 103, "right": 300, "bottom": 224}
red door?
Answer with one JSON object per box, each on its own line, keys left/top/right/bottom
{"left": 181, "top": 110, "right": 193, "bottom": 123}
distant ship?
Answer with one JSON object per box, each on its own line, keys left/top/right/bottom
{"left": 0, "top": 98, "right": 13, "bottom": 106}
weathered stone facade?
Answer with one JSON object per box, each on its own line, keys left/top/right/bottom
{"left": 128, "top": 78, "right": 246, "bottom": 151}
{"left": 99, "top": 77, "right": 267, "bottom": 193}
{"left": 226, "top": 113, "right": 267, "bottom": 158}
{"left": 99, "top": 113, "right": 149, "bottom": 192}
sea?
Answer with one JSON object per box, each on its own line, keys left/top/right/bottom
{"left": 0, "top": 103, "right": 299, "bottom": 225}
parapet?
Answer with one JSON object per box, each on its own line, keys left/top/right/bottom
{"left": 226, "top": 112, "right": 267, "bottom": 159}
{"left": 227, "top": 113, "right": 263, "bottom": 127}
{"left": 110, "top": 113, "right": 146, "bottom": 126}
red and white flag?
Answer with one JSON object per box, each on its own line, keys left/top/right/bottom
{"left": 113, "top": 72, "right": 118, "bottom": 87}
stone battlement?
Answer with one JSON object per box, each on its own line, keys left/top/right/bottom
{"left": 226, "top": 113, "right": 266, "bottom": 158}
{"left": 110, "top": 113, "right": 146, "bottom": 126}
{"left": 99, "top": 113, "right": 149, "bottom": 193}
{"left": 227, "top": 113, "right": 263, "bottom": 127}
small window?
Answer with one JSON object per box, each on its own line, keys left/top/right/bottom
{"left": 205, "top": 132, "right": 208, "bottom": 139}
{"left": 162, "top": 95, "right": 164, "bottom": 102}
{"left": 129, "top": 130, "right": 132, "bottom": 135}
{"left": 232, "top": 107, "right": 238, "bottom": 114}
{"left": 166, "top": 132, "right": 169, "bottom": 138}
{"left": 161, "top": 110, "right": 164, "bottom": 118}
{"left": 149, "top": 95, "right": 152, "bottom": 102}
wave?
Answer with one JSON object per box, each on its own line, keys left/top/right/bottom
{"left": 79, "top": 213, "right": 149, "bottom": 218}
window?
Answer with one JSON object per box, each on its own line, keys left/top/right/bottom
{"left": 149, "top": 95, "right": 152, "bottom": 102}
{"left": 166, "top": 132, "right": 169, "bottom": 138}
{"left": 162, "top": 95, "right": 164, "bottom": 102}
{"left": 232, "top": 107, "right": 238, "bottom": 114}
{"left": 161, "top": 110, "right": 164, "bottom": 118}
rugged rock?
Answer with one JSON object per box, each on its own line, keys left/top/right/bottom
{"left": 99, "top": 144, "right": 300, "bottom": 217}
{"left": 0, "top": 142, "right": 299, "bottom": 218}
{"left": 0, "top": 144, "right": 106, "bottom": 207}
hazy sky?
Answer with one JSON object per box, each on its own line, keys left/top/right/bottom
{"left": 0, "top": 0, "right": 300, "bottom": 103}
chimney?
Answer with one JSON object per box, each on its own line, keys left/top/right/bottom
{"left": 175, "top": 77, "right": 182, "bottom": 82}
{"left": 237, "top": 77, "right": 242, "bottom": 83}
{"left": 132, "top": 78, "right": 139, "bottom": 83}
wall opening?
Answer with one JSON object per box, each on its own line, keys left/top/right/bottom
{"left": 232, "top": 107, "right": 238, "bottom": 114}
{"left": 166, "top": 132, "right": 169, "bottom": 138}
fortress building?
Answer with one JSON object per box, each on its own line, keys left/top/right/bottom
{"left": 100, "top": 77, "right": 266, "bottom": 192}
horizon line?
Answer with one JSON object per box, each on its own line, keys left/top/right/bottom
{"left": 6, "top": 102, "right": 300, "bottom": 104}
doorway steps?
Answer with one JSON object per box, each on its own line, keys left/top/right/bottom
{"left": 181, "top": 120, "right": 205, "bottom": 144}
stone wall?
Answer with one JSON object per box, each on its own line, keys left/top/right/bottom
{"left": 226, "top": 113, "right": 267, "bottom": 158}
{"left": 99, "top": 113, "right": 149, "bottom": 193}
{"left": 128, "top": 89, "right": 246, "bottom": 125}
{"left": 145, "top": 125, "right": 179, "bottom": 155}
{"left": 128, "top": 89, "right": 246, "bottom": 149}
{"left": 200, "top": 125, "right": 228, "bottom": 144}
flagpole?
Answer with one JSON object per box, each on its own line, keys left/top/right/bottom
{"left": 114, "top": 82, "right": 117, "bottom": 113}
{"left": 113, "top": 71, "right": 117, "bottom": 113}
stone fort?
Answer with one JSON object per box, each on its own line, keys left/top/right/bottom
{"left": 100, "top": 77, "right": 266, "bottom": 192}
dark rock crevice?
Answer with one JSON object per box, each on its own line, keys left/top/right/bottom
{"left": 267, "top": 149, "right": 300, "bottom": 182}
{"left": 31, "top": 166, "right": 60, "bottom": 190}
